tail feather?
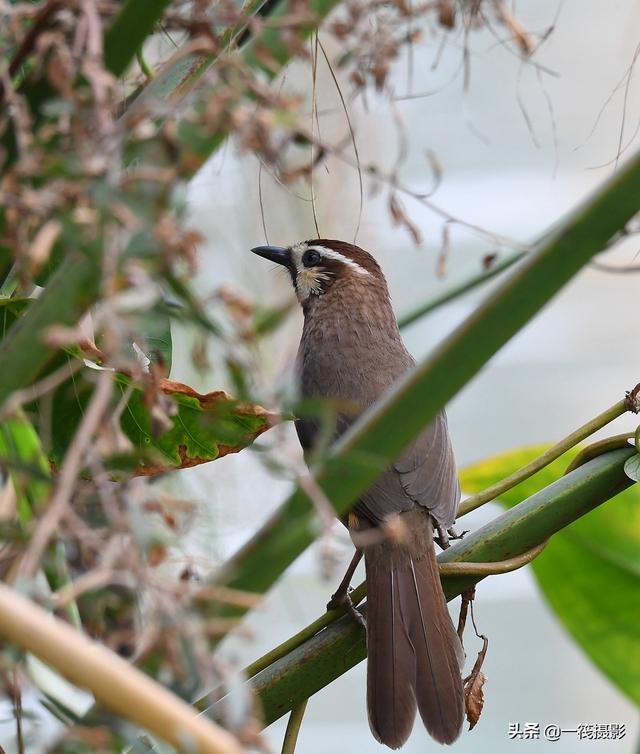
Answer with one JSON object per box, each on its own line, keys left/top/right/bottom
{"left": 363, "top": 511, "right": 465, "bottom": 748}
{"left": 411, "top": 544, "right": 465, "bottom": 743}
{"left": 366, "top": 554, "right": 417, "bottom": 749}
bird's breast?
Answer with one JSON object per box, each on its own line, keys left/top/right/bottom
{"left": 297, "top": 319, "right": 413, "bottom": 410}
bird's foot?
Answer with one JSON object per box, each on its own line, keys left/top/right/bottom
{"left": 435, "top": 524, "right": 469, "bottom": 550}
{"left": 327, "top": 587, "right": 367, "bottom": 631}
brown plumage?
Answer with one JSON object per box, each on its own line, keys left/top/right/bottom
{"left": 250, "top": 239, "right": 465, "bottom": 748}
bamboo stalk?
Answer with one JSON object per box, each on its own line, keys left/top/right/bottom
{"left": 0, "top": 583, "right": 243, "bottom": 754}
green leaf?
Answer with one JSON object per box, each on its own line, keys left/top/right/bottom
{"left": 623, "top": 452, "right": 640, "bottom": 482}
{"left": 461, "top": 445, "right": 640, "bottom": 706}
{"left": 0, "top": 253, "right": 101, "bottom": 411}
{"left": 0, "top": 410, "right": 51, "bottom": 525}
{"left": 103, "top": 0, "right": 174, "bottom": 77}
{"left": 47, "top": 369, "right": 275, "bottom": 476}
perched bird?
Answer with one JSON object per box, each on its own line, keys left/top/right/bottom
{"left": 251, "top": 239, "right": 465, "bottom": 749}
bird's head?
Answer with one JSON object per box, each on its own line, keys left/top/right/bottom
{"left": 250, "top": 239, "right": 386, "bottom": 306}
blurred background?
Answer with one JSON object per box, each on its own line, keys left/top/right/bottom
{"left": 176, "top": 1, "right": 640, "bottom": 752}
{"left": 3, "top": 0, "right": 639, "bottom": 751}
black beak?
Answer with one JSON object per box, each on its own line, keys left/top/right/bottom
{"left": 251, "top": 245, "right": 291, "bottom": 266}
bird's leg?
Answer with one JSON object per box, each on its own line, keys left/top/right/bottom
{"left": 326, "top": 549, "right": 366, "bottom": 629}
{"left": 448, "top": 525, "right": 469, "bottom": 541}
{"left": 434, "top": 522, "right": 450, "bottom": 549}
{"left": 434, "top": 523, "right": 468, "bottom": 549}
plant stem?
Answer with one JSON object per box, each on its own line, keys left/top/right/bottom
{"left": 281, "top": 700, "right": 308, "bottom": 754}
{"left": 563, "top": 432, "right": 635, "bottom": 475}
{"left": 397, "top": 250, "right": 526, "bottom": 329}
{"left": 136, "top": 48, "right": 154, "bottom": 81}
{"left": 458, "top": 396, "right": 631, "bottom": 516}
{"left": 437, "top": 540, "right": 547, "bottom": 575}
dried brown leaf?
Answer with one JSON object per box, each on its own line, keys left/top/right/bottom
{"left": 463, "top": 632, "right": 489, "bottom": 730}
{"left": 388, "top": 193, "right": 422, "bottom": 245}
{"left": 464, "top": 669, "right": 487, "bottom": 730}
{"left": 438, "top": 0, "right": 456, "bottom": 29}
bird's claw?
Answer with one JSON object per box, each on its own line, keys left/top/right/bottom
{"left": 435, "top": 523, "right": 468, "bottom": 550}
{"left": 327, "top": 588, "right": 366, "bottom": 631}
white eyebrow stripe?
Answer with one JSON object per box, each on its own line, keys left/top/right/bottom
{"left": 306, "top": 245, "right": 370, "bottom": 276}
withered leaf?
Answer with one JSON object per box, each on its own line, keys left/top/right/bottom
{"left": 464, "top": 669, "right": 487, "bottom": 730}
{"left": 388, "top": 194, "right": 423, "bottom": 246}
{"left": 47, "top": 368, "right": 278, "bottom": 477}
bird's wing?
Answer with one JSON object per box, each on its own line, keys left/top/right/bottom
{"left": 299, "top": 407, "right": 459, "bottom": 530}
{"left": 392, "top": 409, "right": 460, "bottom": 529}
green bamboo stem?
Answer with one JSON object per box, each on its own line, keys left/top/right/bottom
{"left": 397, "top": 251, "right": 526, "bottom": 329}
{"left": 239, "top": 542, "right": 545, "bottom": 682}
{"left": 203, "top": 448, "right": 635, "bottom": 728}
{"left": 458, "top": 395, "right": 633, "bottom": 516}
{"left": 197, "top": 542, "right": 547, "bottom": 716}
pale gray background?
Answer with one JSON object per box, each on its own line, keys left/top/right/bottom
{"left": 2, "top": 0, "right": 640, "bottom": 752}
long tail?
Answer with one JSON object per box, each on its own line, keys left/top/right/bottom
{"left": 364, "top": 511, "right": 465, "bottom": 749}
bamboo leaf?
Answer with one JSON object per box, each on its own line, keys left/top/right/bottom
{"left": 209, "top": 150, "right": 640, "bottom": 614}
{"left": 461, "top": 445, "right": 640, "bottom": 706}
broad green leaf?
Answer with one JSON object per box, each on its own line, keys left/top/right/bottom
{"left": 461, "top": 445, "right": 640, "bottom": 706}
{"left": 0, "top": 410, "right": 51, "bottom": 524}
{"left": 47, "top": 370, "right": 276, "bottom": 476}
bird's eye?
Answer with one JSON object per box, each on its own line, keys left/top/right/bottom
{"left": 302, "top": 249, "right": 322, "bottom": 267}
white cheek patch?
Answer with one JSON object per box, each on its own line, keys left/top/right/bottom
{"left": 290, "top": 243, "right": 370, "bottom": 301}
{"left": 295, "top": 268, "right": 333, "bottom": 301}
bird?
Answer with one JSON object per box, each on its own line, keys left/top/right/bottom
{"left": 250, "top": 239, "right": 465, "bottom": 749}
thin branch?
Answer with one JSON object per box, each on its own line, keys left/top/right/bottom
{"left": 317, "top": 36, "right": 363, "bottom": 245}
{"left": 17, "top": 370, "right": 113, "bottom": 578}
{"left": 458, "top": 390, "right": 636, "bottom": 516}
{"left": 438, "top": 540, "right": 547, "bottom": 575}
{"left": 281, "top": 700, "right": 308, "bottom": 754}
{"left": 397, "top": 250, "right": 526, "bottom": 329}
